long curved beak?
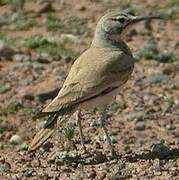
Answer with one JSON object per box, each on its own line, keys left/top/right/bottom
{"left": 132, "top": 15, "right": 163, "bottom": 23}
{"left": 125, "top": 15, "right": 164, "bottom": 28}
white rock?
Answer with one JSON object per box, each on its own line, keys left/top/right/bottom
{"left": 9, "top": 135, "right": 23, "bottom": 145}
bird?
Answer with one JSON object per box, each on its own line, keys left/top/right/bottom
{"left": 29, "top": 10, "right": 162, "bottom": 157}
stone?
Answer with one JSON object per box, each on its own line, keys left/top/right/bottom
{"left": 165, "top": 124, "right": 176, "bottom": 131}
{"left": 9, "top": 134, "right": 23, "bottom": 145}
{"left": 134, "top": 122, "right": 146, "bottom": 131}
{"left": 23, "top": 169, "right": 34, "bottom": 177}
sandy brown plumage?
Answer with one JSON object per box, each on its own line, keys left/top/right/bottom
{"left": 29, "top": 47, "right": 133, "bottom": 151}
{"left": 29, "top": 10, "right": 162, "bottom": 154}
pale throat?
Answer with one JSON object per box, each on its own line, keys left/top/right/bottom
{"left": 92, "top": 28, "right": 129, "bottom": 48}
{"left": 107, "top": 33, "right": 125, "bottom": 43}
{"left": 92, "top": 31, "right": 124, "bottom": 48}
{"left": 91, "top": 31, "right": 132, "bottom": 56}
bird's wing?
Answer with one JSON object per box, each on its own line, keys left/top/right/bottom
{"left": 43, "top": 47, "right": 134, "bottom": 113}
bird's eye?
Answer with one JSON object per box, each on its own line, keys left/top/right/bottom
{"left": 118, "top": 18, "right": 125, "bottom": 23}
{"left": 111, "top": 17, "right": 126, "bottom": 24}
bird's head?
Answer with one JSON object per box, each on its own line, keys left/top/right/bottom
{"left": 93, "top": 10, "right": 163, "bottom": 46}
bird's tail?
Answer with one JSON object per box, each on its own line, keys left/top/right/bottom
{"left": 29, "top": 113, "right": 59, "bottom": 151}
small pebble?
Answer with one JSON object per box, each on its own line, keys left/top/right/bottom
{"left": 165, "top": 124, "right": 175, "bottom": 131}
{"left": 134, "top": 122, "right": 146, "bottom": 131}
{"left": 23, "top": 169, "right": 34, "bottom": 177}
{"left": 154, "top": 171, "right": 162, "bottom": 176}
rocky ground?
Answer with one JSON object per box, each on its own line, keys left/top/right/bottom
{"left": 0, "top": 0, "right": 179, "bottom": 179}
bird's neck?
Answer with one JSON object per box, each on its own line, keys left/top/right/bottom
{"left": 92, "top": 30, "right": 132, "bottom": 56}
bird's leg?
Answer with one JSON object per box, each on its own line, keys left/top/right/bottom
{"left": 56, "top": 117, "right": 61, "bottom": 148}
{"left": 76, "top": 110, "right": 87, "bottom": 152}
{"left": 99, "top": 107, "right": 116, "bottom": 158}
